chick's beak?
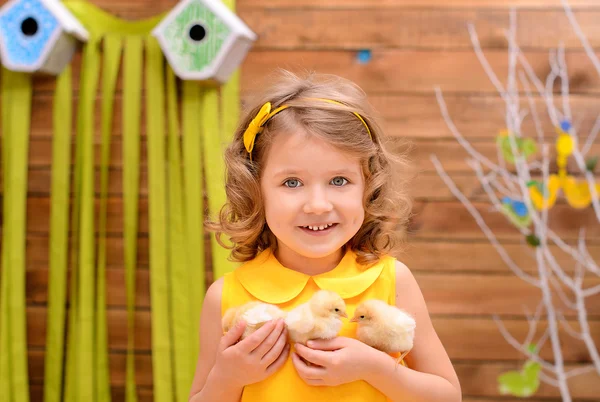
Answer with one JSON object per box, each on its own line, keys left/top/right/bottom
{"left": 349, "top": 317, "right": 358, "bottom": 323}
{"left": 340, "top": 311, "right": 348, "bottom": 318}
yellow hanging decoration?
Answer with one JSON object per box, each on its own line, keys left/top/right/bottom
{"left": 528, "top": 127, "right": 600, "bottom": 210}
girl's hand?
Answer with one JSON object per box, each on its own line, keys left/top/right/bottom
{"left": 291, "top": 337, "right": 382, "bottom": 386}
{"left": 213, "top": 319, "right": 290, "bottom": 388}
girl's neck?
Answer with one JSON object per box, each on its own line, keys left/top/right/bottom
{"left": 273, "top": 244, "right": 345, "bottom": 276}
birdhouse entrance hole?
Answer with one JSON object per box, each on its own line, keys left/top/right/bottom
{"left": 21, "top": 17, "right": 38, "bottom": 36}
{"left": 188, "top": 23, "right": 206, "bottom": 42}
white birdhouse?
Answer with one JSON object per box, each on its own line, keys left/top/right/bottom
{"left": 0, "top": 0, "right": 88, "bottom": 75}
{"left": 152, "top": 0, "right": 256, "bottom": 83}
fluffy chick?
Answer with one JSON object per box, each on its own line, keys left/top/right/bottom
{"left": 222, "top": 301, "right": 287, "bottom": 340}
{"left": 351, "top": 299, "right": 416, "bottom": 364}
{"left": 285, "top": 290, "right": 348, "bottom": 345}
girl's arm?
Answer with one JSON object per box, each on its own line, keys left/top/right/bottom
{"left": 188, "top": 278, "right": 244, "bottom": 402}
{"left": 189, "top": 278, "right": 290, "bottom": 402}
{"left": 364, "top": 261, "right": 461, "bottom": 402}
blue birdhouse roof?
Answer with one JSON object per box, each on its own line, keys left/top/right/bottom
{"left": 0, "top": 0, "right": 87, "bottom": 72}
{"left": 152, "top": 0, "right": 256, "bottom": 82}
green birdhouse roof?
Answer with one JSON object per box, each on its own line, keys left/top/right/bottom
{"left": 152, "top": 0, "right": 256, "bottom": 83}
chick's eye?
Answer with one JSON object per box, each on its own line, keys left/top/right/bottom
{"left": 360, "top": 315, "right": 365, "bottom": 319}
{"left": 284, "top": 178, "right": 301, "bottom": 188}
{"left": 334, "top": 308, "right": 340, "bottom": 312}
{"left": 331, "top": 176, "right": 348, "bottom": 186}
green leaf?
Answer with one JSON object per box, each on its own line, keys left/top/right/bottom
{"left": 526, "top": 234, "right": 541, "bottom": 247}
{"left": 526, "top": 343, "right": 538, "bottom": 354}
{"left": 497, "top": 360, "right": 541, "bottom": 397}
{"left": 497, "top": 135, "right": 538, "bottom": 164}
{"left": 586, "top": 156, "right": 599, "bottom": 172}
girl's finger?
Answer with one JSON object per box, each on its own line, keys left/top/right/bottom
{"left": 266, "top": 343, "right": 291, "bottom": 375}
{"left": 291, "top": 351, "right": 327, "bottom": 380}
{"left": 294, "top": 343, "right": 331, "bottom": 367}
{"left": 220, "top": 321, "right": 247, "bottom": 350}
{"left": 261, "top": 328, "right": 288, "bottom": 366}
{"left": 237, "top": 320, "right": 277, "bottom": 353}
{"left": 252, "top": 319, "right": 285, "bottom": 358}
{"left": 306, "top": 337, "right": 347, "bottom": 351}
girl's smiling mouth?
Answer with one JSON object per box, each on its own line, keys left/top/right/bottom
{"left": 298, "top": 223, "right": 339, "bottom": 235}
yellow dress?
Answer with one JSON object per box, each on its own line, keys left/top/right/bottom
{"left": 221, "top": 247, "right": 402, "bottom": 401}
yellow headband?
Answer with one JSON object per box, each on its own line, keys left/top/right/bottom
{"left": 242, "top": 98, "right": 372, "bottom": 160}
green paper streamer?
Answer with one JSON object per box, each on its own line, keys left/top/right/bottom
{"left": 146, "top": 39, "right": 177, "bottom": 402}
{"left": 65, "top": 1, "right": 165, "bottom": 37}
{"left": 147, "top": 36, "right": 175, "bottom": 402}
{"left": 0, "top": 67, "right": 14, "bottom": 402}
{"left": 77, "top": 37, "right": 101, "bottom": 402}
{"left": 217, "top": 0, "right": 239, "bottom": 279}
{"left": 97, "top": 35, "right": 123, "bottom": 402}
{"left": 44, "top": 64, "right": 73, "bottom": 402}
{"left": 180, "top": 80, "right": 203, "bottom": 402}
{"left": 0, "top": 68, "right": 33, "bottom": 402}
{"left": 167, "top": 70, "right": 194, "bottom": 401}
{"left": 201, "top": 89, "right": 234, "bottom": 280}
{"left": 123, "top": 35, "right": 143, "bottom": 402}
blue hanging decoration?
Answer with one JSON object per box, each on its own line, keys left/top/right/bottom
{"left": 560, "top": 119, "right": 572, "bottom": 133}
{"left": 356, "top": 49, "right": 372, "bottom": 64}
{"left": 501, "top": 197, "right": 532, "bottom": 228}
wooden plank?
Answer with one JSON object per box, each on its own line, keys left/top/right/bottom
{"left": 27, "top": 354, "right": 599, "bottom": 400}
{"left": 240, "top": 50, "right": 600, "bottom": 95}
{"left": 411, "top": 200, "right": 600, "bottom": 241}
{"left": 236, "top": 0, "right": 600, "bottom": 9}
{"left": 24, "top": 271, "right": 600, "bottom": 317}
{"left": 27, "top": 91, "right": 600, "bottom": 141}
{"left": 25, "top": 270, "right": 151, "bottom": 307}
{"left": 241, "top": 9, "right": 600, "bottom": 50}
{"left": 454, "top": 362, "right": 600, "bottom": 400}
{"left": 409, "top": 173, "right": 599, "bottom": 202}
{"left": 417, "top": 273, "right": 600, "bottom": 317}
{"left": 18, "top": 197, "right": 600, "bottom": 240}
{"left": 23, "top": 233, "right": 600, "bottom": 275}
{"left": 24, "top": 308, "right": 600, "bottom": 362}
{"left": 24, "top": 137, "right": 600, "bottom": 174}
{"left": 28, "top": 350, "right": 154, "bottom": 386}
{"left": 367, "top": 93, "right": 600, "bottom": 141}
{"left": 25, "top": 360, "right": 600, "bottom": 401}
{"left": 31, "top": 50, "right": 600, "bottom": 95}
{"left": 434, "top": 317, "right": 600, "bottom": 362}
{"left": 24, "top": 235, "right": 149, "bottom": 269}
{"left": 11, "top": 168, "right": 148, "bottom": 197}
{"left": 89, "top": 0, "right": 600, "bottom": 14}
{"left": 401, "top": 240, "right": 600, "bottom": 274}
{"left": 30, "top": 385, "right": 154, "bottom": 402}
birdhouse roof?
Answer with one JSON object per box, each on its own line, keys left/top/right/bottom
{"left": 153, "top": 0, "right": 255, "bottom": 41}
{"left": 0, "top": 0, "right": 88, "bottom": 41}
{"left": 152, "top": 0, "right": 256, "bottom": 80}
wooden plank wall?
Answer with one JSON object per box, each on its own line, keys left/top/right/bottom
{"left": 5, "top": 0, "right": 600, "bottom": 400}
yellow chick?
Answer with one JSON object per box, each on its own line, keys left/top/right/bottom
{"left": 351, "top": 299, "right": 416, "bottom": 364}
{"left": 285, "top": 290, "right": 348, "bottom": 345}
{"left": 222, "top": 301, "right": 287, "bottom": 339}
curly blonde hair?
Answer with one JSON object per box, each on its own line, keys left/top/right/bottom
{"left": 206, "top": 69, "right": 413, "bottom": 266}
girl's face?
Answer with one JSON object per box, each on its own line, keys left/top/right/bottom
{"left": 260, "top": 130, "right": 365, "bottom": 261}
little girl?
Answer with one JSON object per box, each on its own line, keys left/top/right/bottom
{"left": 188, "top": 70, "right": 461, "bottom": 402}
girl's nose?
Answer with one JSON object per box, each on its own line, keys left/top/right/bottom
{"left": 303, "top": 188, "right": 334, "bottom": 214}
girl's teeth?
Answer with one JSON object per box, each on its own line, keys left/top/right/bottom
{"left": 306, "top": 224, "right": 333, "bottom": 231}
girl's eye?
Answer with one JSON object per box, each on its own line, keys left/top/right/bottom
{"left": 331, "top": 176, "right": 348, "bottom": 186}
{"left": 284, "top": 179, "right": 301, "bottom": 188}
